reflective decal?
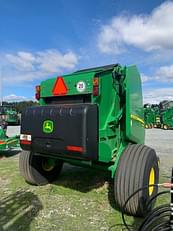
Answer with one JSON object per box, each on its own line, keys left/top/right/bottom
{"left": 76, "top": 81, "right": 86, "bottom": 92}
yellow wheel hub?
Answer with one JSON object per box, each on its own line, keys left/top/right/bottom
{"left": 42, "top": 159, "right": 55, "bottom": 172}
{"left": 149, "top": 168, "right": 155, "bottom": 196}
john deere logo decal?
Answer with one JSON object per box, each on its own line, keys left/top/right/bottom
{"left": 43, "top": 120, "right": 54, "bottom": 133}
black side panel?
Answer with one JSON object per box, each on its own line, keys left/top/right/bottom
{"left": 21, "top": 104, "right": 98, "bottom": 160}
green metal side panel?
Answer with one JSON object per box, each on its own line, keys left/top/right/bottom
{"left": 125, "top": 65, "right": 145, "bottom": 144}
{"left": 97, "top": 72, "right": 121, "bottom": 163}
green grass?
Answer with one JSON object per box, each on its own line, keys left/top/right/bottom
{"left": 0, "top": 153, "right": 170, "bottom": 231}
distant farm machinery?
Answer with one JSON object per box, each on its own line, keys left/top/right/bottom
{"left": 144, "top": 101, "right": 173, "bottom": 130}
{"left": 0, "top": 118, "right": 20, "bottom": 156}
{"left": 0, "top": 105, "right": 20, "bottom": 125}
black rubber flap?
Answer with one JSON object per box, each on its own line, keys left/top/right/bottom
{"left": 21, "top": 104, "right": 98, "bottom": 160}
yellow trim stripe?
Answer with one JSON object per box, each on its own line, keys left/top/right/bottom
{"left": 131, "top": 114, "right": 144, "bottom": 125}
{"left": 6, "top": 140, "right": 18, "bottom": 145}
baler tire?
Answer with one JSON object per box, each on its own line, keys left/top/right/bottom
{"left": 114, "top": 144, "right": 159, "bottom": 217}
{"left": 19, "top": 151, "right": 63, "bottom": 185}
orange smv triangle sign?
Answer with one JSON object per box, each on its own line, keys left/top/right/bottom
{"left": 52, "top": 77, "right": 68, "bottom": 96}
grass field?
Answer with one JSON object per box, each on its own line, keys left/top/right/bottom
{"left": 0, "top": 151, "right": 170, "bottom": 231}
{"left": 0, "top": 127, "right": 172, "bottom": 231}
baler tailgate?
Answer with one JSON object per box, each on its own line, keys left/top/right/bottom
{"left": 21, "top": 104, "right": 98, "bottom": 160}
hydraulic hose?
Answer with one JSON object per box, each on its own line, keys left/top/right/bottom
{"left": 121, "top": 174, "right": 173, "bottom": 231}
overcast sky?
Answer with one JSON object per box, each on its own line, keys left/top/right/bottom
{"left": 0, "top": 0, "right": 173, "bottom": 104}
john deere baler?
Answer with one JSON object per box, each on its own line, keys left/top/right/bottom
{"left": 19, "top": 64, "right": 159, "bottom": 217}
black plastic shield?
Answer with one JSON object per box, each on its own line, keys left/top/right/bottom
{"left": 21, "top": 104, "right": 98, "bottom": 160}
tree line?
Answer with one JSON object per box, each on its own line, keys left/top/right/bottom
{"left": 2, "top": 101, "right": 39, "bottom": 113}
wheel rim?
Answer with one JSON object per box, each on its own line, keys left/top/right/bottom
{"left": 164, "top": 125, "right": 168, "bottom": 130}
{"left": 42, "top": 158, "right": 55, "bottom": 172}
{"left": 149, "top": 168, "right": 155, "bottom": 196}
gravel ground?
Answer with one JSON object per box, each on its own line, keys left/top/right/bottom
{"left": 7, "top": 126, "right": 20, "bottom": 137}
{"left": 7, "top": 126, "right": 173, "bottom": 177}
{"left": 145, "top": 128, "right": 173, "bottom": 177}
